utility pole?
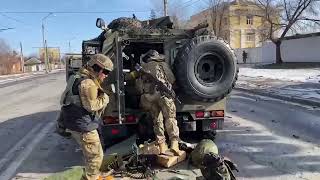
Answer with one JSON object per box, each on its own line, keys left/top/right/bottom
{"left": 45, "top": 40, "right": 51, "bottom": 72}
{"left": 19, "top": 42, "right": 24, "bottom": 73}
{"left": 163, "top": 0, "right": 168, "bottom": 16}
{"left": 42, "top": 23, "right": 48, "bottom": 73}
{"left": 68, "top": 41, "right": 71, "bottom": 53}
{"left": 41, "top": 12, "right": 54, "bottom": 73}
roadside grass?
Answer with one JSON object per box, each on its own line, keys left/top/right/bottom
{"left": 43, "top": 166, "right": 83, "bottom": 180}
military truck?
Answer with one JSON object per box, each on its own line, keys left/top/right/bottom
{"left": 68, "top": 16, "right": 238, "bottom": 146}
{"left": 65, "top": 54, "right": 83, "bottom": 80}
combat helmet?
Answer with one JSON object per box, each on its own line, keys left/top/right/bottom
{"left": 142, "top": 50, "right": 165, "bottom": 63}
{"left": 88, "top": 54, "right": 114, "bottom": 72}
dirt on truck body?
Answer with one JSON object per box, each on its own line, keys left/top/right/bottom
{"left": 67, "top": 16, "right": 238, "bottom": 146}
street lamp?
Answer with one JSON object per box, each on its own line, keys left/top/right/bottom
{"left": 42, "top": 12, "right": 54, "bottom": 73}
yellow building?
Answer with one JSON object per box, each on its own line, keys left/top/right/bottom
{"left": 189, "top": 0, "right": 278, "bottom": 49}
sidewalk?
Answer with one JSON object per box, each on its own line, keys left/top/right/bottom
{"left": 0, "top": 69, "right": 64, "bottom": 85}
{"left": 236, "top": 65, "right": 320, "bottom": 107}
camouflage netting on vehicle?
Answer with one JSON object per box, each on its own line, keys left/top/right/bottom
{"left": 107, "top": 17, "right": 142, "bottom": 30}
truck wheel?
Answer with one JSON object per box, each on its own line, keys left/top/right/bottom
{"left": 175, "top": 36, "right": 238, "bottom": 102}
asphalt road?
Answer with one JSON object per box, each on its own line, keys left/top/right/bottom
{"left": 0, "top": 72, "right": 319, "bottom": 180}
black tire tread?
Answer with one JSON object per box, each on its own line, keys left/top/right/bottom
{"left": 175, "top": 35, "right": 238, "bottom": 102}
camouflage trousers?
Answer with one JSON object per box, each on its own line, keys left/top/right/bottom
{"left": 69, "top": 129, "right": 103, "bottom": 180}
{"left": 140, "top": 93, "right": 180, "bottom": 144}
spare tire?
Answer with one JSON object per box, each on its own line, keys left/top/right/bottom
{"left": 175, "top": 36, "right": 238, "bottom": 102}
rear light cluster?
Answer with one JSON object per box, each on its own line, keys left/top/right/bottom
{"left": 103, "top": 115, "right": 137, "bottom": 124}
{"left": 195, "top": 110, "right": 224, "bottom": 118}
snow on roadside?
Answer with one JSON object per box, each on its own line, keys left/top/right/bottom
{"left": 0, "top": 69, "right": 64, "bottom": 85}
{"left": 239, "top": 68, "right": 320, "bottom": 83}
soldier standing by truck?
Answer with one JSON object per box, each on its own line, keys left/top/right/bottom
{"left": 58, "top": 54, "right": 113, "bottom": 180}
{"left": 129, "top": 50, "right": 183, "bottom": 155}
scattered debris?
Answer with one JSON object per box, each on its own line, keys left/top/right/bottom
{"left": 231, "top": 110, "right": 237, "bottom": 112}
{"left": 292, "top": 134, "right": 300, "bottom": 139}
{"left": 271, "top": 120, "right": 279, "bottom": 123}
{"left": 250, "top": 109, "right": 255, "bottom": 112}
{"left": 234, "top": 122, "right": 240, "bottom": 127}
{"left": 245, "top": 129, "right": 251, "bottom": 132}
{"left": 226, "top": 116, "right": 232, "bottom": 118}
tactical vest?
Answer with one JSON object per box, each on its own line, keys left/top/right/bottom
{"left": 60, "top": 74, "right": 85, "bottom": 107}
{"left": 60, "top": 74, "right": 99, "bottom": 132}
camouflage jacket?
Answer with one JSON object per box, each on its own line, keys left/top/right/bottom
{"left": 60, "top": 68, "right": 109, "bottom": 132}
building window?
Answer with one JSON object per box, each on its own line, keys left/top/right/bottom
{"left": 247, "top": 16, "right": 253, "bottom": 25}
{"left": 246, "top": 33, "right": 255, "bottom": 41}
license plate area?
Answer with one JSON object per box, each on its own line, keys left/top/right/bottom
{"left": 202, "top": 119, "right": 224, "bottom": 131}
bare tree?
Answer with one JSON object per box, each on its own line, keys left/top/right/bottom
{"left": 150, "top": 9, "right": 157, "bottom": 20}
{"left": 0, "top": 39, "right": 21, "bottom": 75}
{"left": 149, "top": 0, "right": 189, "bottom": 28}
{"left": 256, "top": 0, "right": 320, "bottom": 64}
{"left": 207, "top": 0, "right": 230, "bottom": 38}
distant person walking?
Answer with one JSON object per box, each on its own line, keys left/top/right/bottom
{"left": 242, "top": 50, "right": 248, "bottom": 64}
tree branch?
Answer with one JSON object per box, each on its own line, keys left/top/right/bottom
{"left": 298, "top": 17, "right": 320, "bottom": 21}
{"left": 283, "top": 0, "right": 291, "bottom": 20}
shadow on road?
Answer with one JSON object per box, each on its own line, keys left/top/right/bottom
{"left": 0, "top": 110, "right": 84, "bottom": 178}
{"left": 217, "top": 95, "right": 320, "bottom": 179}
{"left": 4, "top": 96, "right": 320, "bottom": 179}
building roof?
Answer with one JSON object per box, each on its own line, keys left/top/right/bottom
{"left": 25, "top": 57, "right": 42, "bottom": 65}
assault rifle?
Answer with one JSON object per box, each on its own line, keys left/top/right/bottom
{"left": 135, "top": 63, "right": 181, "bottom": 104}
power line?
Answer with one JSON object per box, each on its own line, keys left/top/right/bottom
{"left": 0, "top": 13, "right": 25, "bottom": 24}
{"left": 168, "top": 0, "right": 198, "bottom": 10}
{"left": 182, "top": 0, "right": 202, "bottom": 8}
{"left": 0, "top": 10, "right": 151, "bottom": 14}
{"left": 0, "top": 27, "right": 15, "bottom": 32}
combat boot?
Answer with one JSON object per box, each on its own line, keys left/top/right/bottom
{"left": 170, "top": 140, "right": 184, "bottom": 156}
{"left": 158, "top": 142, "right": 168, "bottom": 154}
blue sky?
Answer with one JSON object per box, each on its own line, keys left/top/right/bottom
{"left": 0, "top": 0, "right": 206, "bottom": 56}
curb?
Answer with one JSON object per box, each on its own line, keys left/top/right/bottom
{"left": 0, "top": 70, "right": 65, "bottom": 88}
{"left": 235, "top": 87, "right": 320, "bottom": 107}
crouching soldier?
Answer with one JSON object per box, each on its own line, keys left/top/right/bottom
{"left": 58, "top": 54, "right": 113, "bottom": 180}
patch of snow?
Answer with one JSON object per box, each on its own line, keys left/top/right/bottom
{"left": 0, "top": 69, "right": 64, "bottom": 85}
{"left": 239, "top": 68, "right": 320, "bottom": 83}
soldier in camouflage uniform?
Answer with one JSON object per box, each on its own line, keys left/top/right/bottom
{"left": 130, "top": 50, "right": 182, "bottom": 155}
{"left": 59, "top": 54, "right": 113, "bottom": 180}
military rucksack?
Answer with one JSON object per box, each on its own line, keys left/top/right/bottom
{"left": 189, "top": 139, "right": 238, "bottom": 180}
{"left": 189, "top": 139, "right": 219, "bottom": 168}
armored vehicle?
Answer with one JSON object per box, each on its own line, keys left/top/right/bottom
{"left": 67, "top": 16, "right": 238, "bottom": 146}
